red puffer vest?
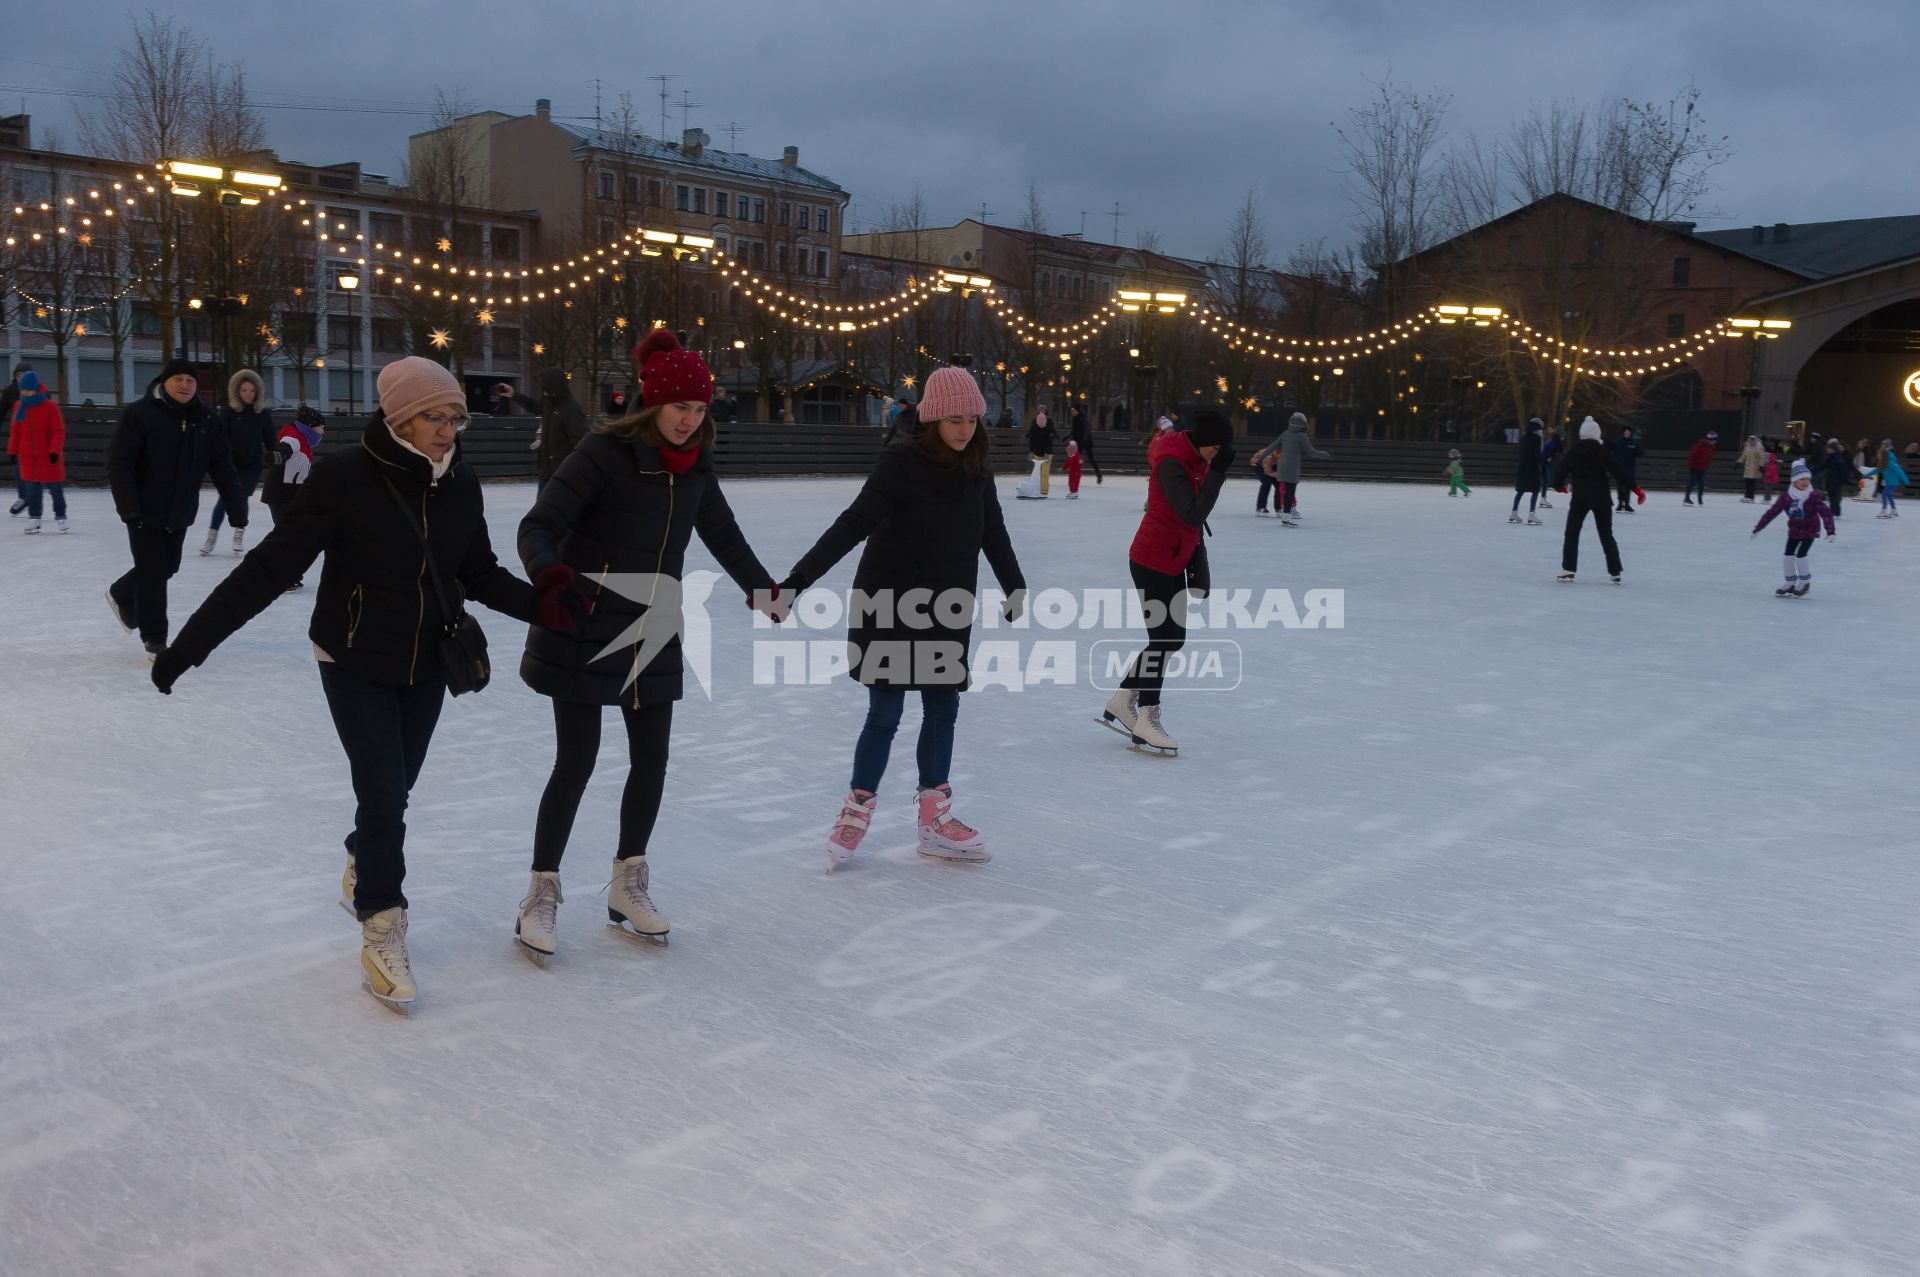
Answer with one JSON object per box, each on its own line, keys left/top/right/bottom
{"left": 1129, "top": 429, "right": 1208, "bottom": 573}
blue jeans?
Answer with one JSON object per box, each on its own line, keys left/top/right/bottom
{"left": 209, "top": 465, "right": 262, "bottom": 530}
{"left": 19, "top": 479, "right": 65, "bottom": 519}
{"left": 849, "top": 685, "right": 960, "bottom": 794}
{"left": 318, "top": 662, "right": 448, "bottom": 918}
{"left": 1684, "top": 471, "right": 1706, "bottom": 500}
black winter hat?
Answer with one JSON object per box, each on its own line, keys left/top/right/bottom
{"left": 1186, "top": 409, "right": 1233, "bottom": 450}
{"left": 158, "top": 357, "right": 199, "bottom": 383}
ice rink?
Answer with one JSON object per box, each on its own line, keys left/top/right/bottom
{"left": 2, "top": 474, "right": 1915, "bottom": 1276}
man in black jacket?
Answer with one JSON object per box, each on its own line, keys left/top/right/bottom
{"left": 106, "top": 359, "right": 251, "bottom": 655}
{"left": 4, "top": 362, "right": 31, "bottom": 518}
{"left": 498, "top": 368, "right": 586, "bottom": 493}
{"left": 1069, "top": 404, "right": 1101, "bottom": 485}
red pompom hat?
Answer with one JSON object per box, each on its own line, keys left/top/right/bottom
{"left": 632, "top": 329, "right": 713, "bottom": 406}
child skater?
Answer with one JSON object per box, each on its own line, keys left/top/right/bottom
{"left": 781, "top": 365, "right": 1026, "bottom": 869}
{"left": 1444, "top": 449, "right": 1469, "bottom": 497}
{"left": 1064, "top": 438, "right": 1083, "bottom": 499}
{"left": 1868, "top": 441, "right": 1908, "bottom": 518}
{"left": 1752, "top": 459, "right": 1836, "bottom": 597}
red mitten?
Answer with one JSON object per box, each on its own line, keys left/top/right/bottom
{"left": 1555, "top": 486, "right": 1568, "bottom": 494}
{"left": 535, "top": 564, "right": 587, "bottom": 635}
{"left": 1633, "top": 487, "right": 1646, "bottom": 505}
{"left": 748, "top": 582, "right": 792, "bottom": 623}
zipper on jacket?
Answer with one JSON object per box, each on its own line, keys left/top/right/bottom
{"left": 347, "top": 584, "right": 364, "bottom": 648}
{"left": 591, "top": 560, "right": 610, "bottom": 614}
{"left": 410, "top": 488, "right": 429, "bottom": 684}
{"left": 630, "top": 470, "right": 673, "bottom": 710}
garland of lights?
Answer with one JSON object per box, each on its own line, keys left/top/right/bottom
{"left": 1192, "top": 307, "right": 1445, "bottom": 364}
{"left": 7, "top": 269, "right": 154, "bottom": 316}
{"left": 711, "top": 251, "right": 932, "bottom": 313}
{"left": 721, "top": 266, "right": 945, "bottom": 332}
{"left": 984, "top": 297, "right": 1123, "bottom": 350}
{"left": 1496, "top": 315, "right": 1740, "bottom": 361}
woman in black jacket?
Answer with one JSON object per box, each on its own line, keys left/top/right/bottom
{"left": 1509, "top": 417, "right": 1544, "bottom": 524}
{"left": 782, "top": 365, "right": 1026, "bottom": 870}
{"left": 106, "top": 359, "right": 252, "bottom": 658}
{"left": 151, "top": 357, "right": 540, "bottom": 1013}
{"left": 200, "top": 369, "right": 279, "bottom": 556}
{"left": 1550, "top": 416, "right": 1636, "bottom": 583}
{"left": 513, "top": 330, "right": 779, "bottom": 958}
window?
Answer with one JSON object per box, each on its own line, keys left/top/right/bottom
{"left": 283, "top": 314, "right": 317, "bottom": 348}
{"left": 598, "top": 170, "right": 615, "bottom": 200}
{"left": 1040, "top": 273, "right": 1051, "bottom": 297}
{"left": 749, "top": 240, "right": 765, "bottom": 267}
{"left": 815, "top": 206, "right": 830, "bottom": 234}
{"left": 816, "top": 249, "right": 829, "bottom": 277}
{"left": 132, "top": 305, "right": 163, "bottom": 338}
{"left": 1666, "top": 312, "right": 1686, "bottom": 338}
{"left": 453, "top": 222, "right": 483, "bottom": 257}
{"left": 1071, "top": 276, "right": 1082, "bottom": 299}
{"left": 715, "top": 191, "right": 730, "bottom": 219}
{"left": 1672, "top": 256, "right": 1691, "bottom": 287}
{"left": 751, "top": 197, "right": 766, "bottom": 223}
{"left": 369, "top": 212, "right": 402, "bottom": 246}
{"left": 410, "top": 216, "right": 438, "bottom": 248}
{"left": 372, "top": 319, "right": 406, "bottom": 352}
{"left": 692, "top": 188, "right": 706, "bottom": 214}
{"left": 648, "top": 179, "right": 663, "bottom": 207}
{"left": 716, "top": 234, "right": 730, "bottom": 258}
{"left": 1056, "top": 272, "right": 1067, "bottom": 295}
{"left": 675, "top": 184, "right": 690, "bottom": 211}
{"left": 327, "top": 207, "right": 360, "bottom": 236}
{"left": 776, "top": 242, "right": 788, "bottom": 271}
{"left": 490, "top": 227, "right": 520, "bottom": 261}
{"left": 492, "top": 326, "right": 520, "bottom": 359}
{"left": 798, "top": 206, "right": 810, "bottom": 230}
{"left": 778, "top": 201, "right": 791, "bottom": 227}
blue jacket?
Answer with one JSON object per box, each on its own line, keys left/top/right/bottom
{"left": 1610, "top": 435, "right": 1643, "bottom": 474}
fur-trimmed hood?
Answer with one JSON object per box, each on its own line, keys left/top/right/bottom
{"left": 227, "top": 368, "right": 266, "bottom": 413}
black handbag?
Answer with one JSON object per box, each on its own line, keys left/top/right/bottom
{"left": 382, "top": 477, "right": 490, "bottom": 695}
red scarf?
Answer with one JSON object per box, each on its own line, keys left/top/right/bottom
{"left": 659, "top": 444, "right": 700, "bottom": 475}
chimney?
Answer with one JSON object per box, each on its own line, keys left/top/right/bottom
{"left": 1774, "top": 222, "right": 1791, "bottom": 242}
{"left": 781, "top": 145, "right": 799, "bottom": 168}
{"left": 1751, "top": 225, "right": 1766, "bottom": 243}
{"left": 535, "top": 98, "right": 551, "bottom": 122}
{"left": 682, "top": 128, "right": 709, "bottom": 159}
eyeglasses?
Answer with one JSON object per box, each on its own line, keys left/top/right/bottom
{"left": 423, "top": 411, "right": 471, "bottom": 432}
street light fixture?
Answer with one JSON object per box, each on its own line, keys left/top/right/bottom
{"left": 338, "top": 273, "right": 360, "bottom": 415}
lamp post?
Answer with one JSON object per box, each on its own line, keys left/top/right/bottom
{"left": 1730, "top": 316, "right": 1792, "bottom": 442}
{"left": 1119, "top": 287, "right": 1186, "bottom": 433}
{"left": 160, "top": 160, "right": 283, "bottom": 376}
{"left": 337, "top": 273, "right": 360, "bottom": 414}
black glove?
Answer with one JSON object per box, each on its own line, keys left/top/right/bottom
{"left": 151, "top": 646, "right": 190, "bottom": 695}
{"left": 1209, "top": 444, "right": 1235, "bottom": 474}
{"left": 48, "top": 452, "right": 58, "bottom": 465}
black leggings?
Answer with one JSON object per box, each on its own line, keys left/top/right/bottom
{"left": 532, "top": 699, "right": 674, "bottom": 871}
{"left": 1121, "top": 560, "right": 1189, "bottom": 707}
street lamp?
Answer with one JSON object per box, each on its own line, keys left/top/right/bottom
{"left": 337, "top": 273, "right": 360, "bottom": 414}
{"left": 1731, "top": 317, "right": 1792, "bottom": 437}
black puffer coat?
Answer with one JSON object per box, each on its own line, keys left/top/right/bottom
{"left": 1551, "top": 438, "right": 1630, "bottom": 502}
{"left": 108, "top": 382, "right": 250, "bottom": 530}
{"left": 509, "top": 367, "right": 587, "bottom": 480}
{"left": 518, "top": 430, "right": 771, "bottom": 706}
{"left": 167, "top": 416, "right": 536, "bottom": 687}
{"left": 1514, "top": 422, "right": 1543, "bottom": 492}
{"left": 784, "top": 440, "right": 1025, "bottom": 691}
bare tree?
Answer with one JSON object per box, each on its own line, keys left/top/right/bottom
{"left": 1134, "top": 227, "right": 1162, "bottom": 253}
{"left": 1335, "top": 73, "right": 1451, "bottom": 289}
{"left": 1210, "top": 189, "right": 1270, "bottom": 423}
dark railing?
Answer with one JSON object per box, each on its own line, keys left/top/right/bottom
{"left": 30, "top": 407, "right": 1918, "bottom": 493}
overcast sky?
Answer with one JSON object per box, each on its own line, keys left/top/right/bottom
{"left": 6, "top": 0, "right": 1916, "bottom": 264}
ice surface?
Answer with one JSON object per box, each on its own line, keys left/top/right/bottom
{"left": 1, "top": 478, "right": 1915, "bottom": 1276}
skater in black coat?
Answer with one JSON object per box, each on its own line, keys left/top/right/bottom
{"left": 1550, "top": 417, "right": 1635, "bottom": 582}
{"left": 1069, "top": 405, "right": 1101, "bottom": 484}
{"left": 105, "top": 359, "right": 252, "bottom": 654}
{"left": 783, "top": 364, "right": 1025, "bottom": 870}
{"left": 1509, "top": 417, "right": 1544, "bottom": 523}
{"left": 151, "top": 357, "right": 540, "bottom": 1010}
{"left": 1610, "top": 426, "right": 1644, "bottom": 511}
{"left": 511, "top": 330, "right": 780, "bottom": 955}
{"left": 497, "top": 367, "right": 586, "bottom": 492}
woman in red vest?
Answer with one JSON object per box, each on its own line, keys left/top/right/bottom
{"left": 1100, "top": 409, "right": 1233, "bottom": 756}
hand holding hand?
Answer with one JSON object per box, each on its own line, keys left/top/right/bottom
{"left": 534, "top": 564, "right": 588, "bottom": 635}
{"left": 748, "top": 582, "right": 793, "bottom": 624}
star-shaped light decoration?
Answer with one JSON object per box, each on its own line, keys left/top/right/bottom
{"left": 532, "top": 342, "right": 546, "bottom": 356}
{"left": 613, "top": 317, "right": 628, "bottom": 331}
{"left": 73, "top": 323, "right": 88, "bottom": 336}
{"left": 77, "top": 233, "right": 93, "bottom": 246}
{"left": 428, "top": 328, "right": 452, "bottom": 350}
{"left": 34, "top": 307, "right": 47, "bottom": 319}
{"left": 476, "top": 308, "right": 494, "bottom": 326}
{"left": 436, "top": 236, "right": 452, "bottom": 253}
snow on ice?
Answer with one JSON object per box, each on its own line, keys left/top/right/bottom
{"left": 1, "top": 477, "right": 1915, "bottom": 1275}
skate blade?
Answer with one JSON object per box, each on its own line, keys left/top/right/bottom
{"left": 917, "top": 844, "right": 992, "bottom": 863}
{"left": 339, "top": 896, "right": 355, "bottom": 916}
{"left": 1097, "top": 714, "right": 1137, "bottom": 737}
{"left": 825, "top": 842, "right": 855, "bottom": 871}
{"left": 607, "top": 915, "right": 669, "bottom": 944}
{"left": 362, "top": 980, "right": 413, "bottom": 1015}
{"left": 1128, "top": 742, "right": 1179, "bottom": 757}
{"left": 514, "top": 921, "right": 555, "bottom": 963}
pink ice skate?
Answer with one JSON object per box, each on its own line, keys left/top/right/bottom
{"left": 915, "top": 784, "right": 990, "bottom": 862}
{"left": 826, "top": 789, "right": 877, "bottom": 868}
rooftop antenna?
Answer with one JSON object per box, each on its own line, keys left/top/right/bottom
{"left": 1079, "top": 210, "right": 1088, "bottom": 237}
{"left": 594, "top": 78, "right": 603, "bottom": 130}
{"left": 676, "top": 89, "right": 704, "bottom": 133}
{"left": 723, "top": 120, "right": 748, "bottom": 150}
{"left": 976, "top": 201, "right": 996, "bottom": 225}
{"left": 649, "top": 74, "right": 678, "bottom": 140}
{"left": 1107, "top": 201, "right": 1128, "bottom": 244}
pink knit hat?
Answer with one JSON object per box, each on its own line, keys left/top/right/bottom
{"left": 915, "top": 366, "right": 986, "bottom": 422}
{"left": 378, "top": 356, "right": 466, "bottom": 426}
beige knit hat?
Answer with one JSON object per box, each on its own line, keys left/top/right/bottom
{"left": 377, "top": 356, "right": 465, "bottom": 426}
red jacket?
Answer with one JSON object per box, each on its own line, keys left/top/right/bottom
{"left": 1687, "top": 440, "right": 1716, "bottom": 472}
{"left": 7, "top": 397, "right": 66, "bottom": 483}
{"left": 1130, "top": 430, "right": 1210, "bottom": 573}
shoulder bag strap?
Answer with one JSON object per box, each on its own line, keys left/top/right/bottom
{"left": 380, "top": 476, "right": 460, "bottom": 628}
